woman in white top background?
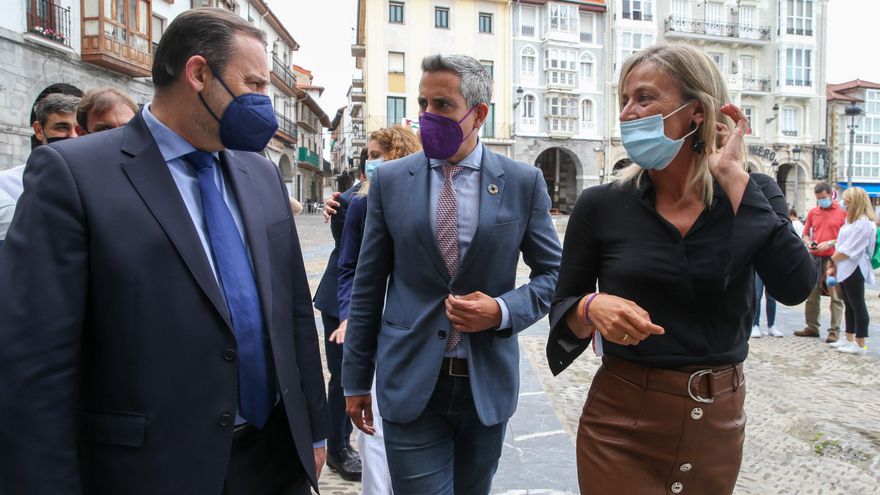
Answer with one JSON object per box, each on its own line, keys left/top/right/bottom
{"left": 827, "top": 187, "right": 876, "bottom": 355}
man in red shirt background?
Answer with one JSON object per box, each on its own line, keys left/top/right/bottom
{"left": 796, "top": 182, "right": 847, "bottom": 342}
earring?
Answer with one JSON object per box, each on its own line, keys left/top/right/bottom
{"left": 690, "top": 122, "right": 705, "bottom": 153}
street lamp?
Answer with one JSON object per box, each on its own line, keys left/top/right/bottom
{"left": 792, "top": 145, "right": 802, "bottom": 210}
{"left": 765, "top": 103, "right": 780, "bottom": 124}
{"left": 511, "top": 86, "right": 525, "bottom": 142}
{"left": 845, "top": 103, "right": 864, "bottom": 188}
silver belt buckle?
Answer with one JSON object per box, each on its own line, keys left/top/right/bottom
{"left": 448, "top": 359, "right": 468, "bottom": 378}
{"left": 687, "top": 369, "right": 715, "bottom": 404}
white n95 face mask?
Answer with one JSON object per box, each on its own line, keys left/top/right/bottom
{"left": 620, "top": 102, "right": 698, "bottom": 171}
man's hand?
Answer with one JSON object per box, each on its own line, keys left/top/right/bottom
{"left": 445, "top": 291, "right": 502, "bottom": 332}
{"left": 329, "top": 319, "right": 347, "bottom": 344}
{"left": 815, "top": 240, "right": 834, "bottom": 252}
{"left": 314, "top": 445, "right": 326, "bottom": 480}
{"left": 322, "top": 192, "right": 342, "bottom": 223}
{"left": 346, "top": 394, "right": 375, "bottom": 435}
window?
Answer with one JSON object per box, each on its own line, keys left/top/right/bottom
{"left": 866, "top": 90, "right": 880, "bottom": 114}
{"left": 856, "top": 116, "right": 880, "bottom": 145}
{"left": 481, "top": 60, "right": 494, "bottom": 79}
{"left": 579, "top": 12, "right": 594, "bottom": 43}
{"left": 739, "top": 55, "right": 754, "bottom": 78}
{"left": 782, "top": 107, "right": 800, "bottom": 136}
{"left": 521, "top": 94, "right": 536, "bottom": 127}
{"left": 435, "top": 7, "right": 449, "bottom": 29}
{"left": 579, "top": 52, "right": 595, "bottom": 87}
{"left": 479, "top": 13, "right": 493, "bottom": 34}
{"left": 621, "top": 32, "right": 653, "bottom": 61}
{"left": 547, "top": 95, "right": 577, "bottom": 133}
{"left": 151, "top": 13, "right": 164, "bottom": 54}
{"left": 388, "top": 51, "right": 404, "bottom": 73}
{"left": 389, "top": 2, "right": 404, "bottom": 24}
{"left": 742, "top": 106, "right": 755, "bottom": 135}
{"left": 521, "top": 46, "right": 537, "bottom": 81}
{"left": 705, "top": 2, "right": 724, "bottom": 35}
{"left": 549, "top": 3, "right": 576, "bottom": 33}
{"left": 671, "top": 0, "right": 688, "bottom": 21}
{"left": 545, "top": 48, "right": 577, "bottom": 87}
{"left": 387, "top": 96, "right": 405, "bottom": 127}
{"left": 740, "top": 6, "right": 758, "bottom": 39}
{"left": 708, "top": 52, "right": 725, "bottom": 73}
{"left": 520, "top": 5, "right": 536, "bottom": 37}
{"left": 82, "top": 0, "right": 152, "bottom": 54}
{"left": 786, "top": 0, "right": 814, "bottom": 36}
{"left": 481, "top": 103, "right": 496, "bottom": 138}
{"left": 784, "top": 47, "right": 812, "bottom": 87}
{"left": 622, "top": 0, "right": 653, "bottom": 21}
{"left": 580, "top": 99, "right": 594, "bottom": 131}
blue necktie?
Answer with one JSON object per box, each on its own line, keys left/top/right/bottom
{"left": 185, "top": 151, "right": 274, "bottom": 428}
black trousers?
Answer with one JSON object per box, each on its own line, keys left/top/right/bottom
{"left": 322, "top": 312, "right": 353, "bottom": 455}
{"left": 224, "top": 405, "right": 310, "bottom": 495}
{"left": 839, "top": 268, "right": 870, "bottom": 339}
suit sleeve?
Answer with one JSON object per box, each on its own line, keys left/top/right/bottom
{"left": 495, "top": 169, "right": 561, "bottom": 336}
{"left": 337, "top": 196, "right": 366, "bottom": 322}
{"left": 270, "top": 166, "right": 330, "bottom": 445}
{"left": 342, "top": 170, "right": 393, "bottom": 392}
{"left": 0, "top": 146, "right": 87, "bottom": 494}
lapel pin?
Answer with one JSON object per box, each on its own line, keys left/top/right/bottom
{"left": 488, "top": 184, "right": 499, "bottom": 195}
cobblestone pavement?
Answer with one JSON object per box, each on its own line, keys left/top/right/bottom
{"left": 293, "top": 213, "right": 880, "bottom": 494}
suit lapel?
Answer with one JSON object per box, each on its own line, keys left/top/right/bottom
{"left": 221, "top": 150, "right": 274, "bottom": 331}
{"left": 409, "top": 157, "right": 451, "bottom": 282}
{"left": 453, "top": 149, "right": 505, "bottom": 285}
{"left": 120, "top": 114, "right": 233, "bottom": 330}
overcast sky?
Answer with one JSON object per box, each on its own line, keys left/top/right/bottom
{"left": 271, "top": 0, "right": 879, "bottom": 114}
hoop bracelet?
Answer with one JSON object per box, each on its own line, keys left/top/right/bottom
{"left": 582, "top": 292, "right": 602, "bottom": 327}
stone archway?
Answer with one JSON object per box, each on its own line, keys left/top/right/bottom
{"left": 279, "top": 154, "right": 294, "bottom": 195}
{"left": 776, "top": 162, "right": 809, "bottom": 213}
{"left": 535, "top": 147, "right": 581, "bottom": 214}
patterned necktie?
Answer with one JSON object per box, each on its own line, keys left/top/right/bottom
{"left": 437, "top": 164, "right": 464, "bottom": 351}
{"left": 184, "top": 151, "right": 275, "bottom": 428}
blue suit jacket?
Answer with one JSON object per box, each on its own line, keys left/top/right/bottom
{"left": 342, "top": 149, "right": 561, "bottom": 426}
{"left": 0, "top": 112, "right": 329, "bottom": 494}
{"left": 314, "top": 182, "right": 360, "bottom": 317}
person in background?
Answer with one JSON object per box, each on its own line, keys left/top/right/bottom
{"left": 547, "top": 44, "right": 815, "bottom": 494}
{"left": 312, "top": 150, "right": 367, "bottom": 483}
{"left": 333, "top": 125, "right": 422, "bottom": 494}
{"left": 75, "top": 87, "right": 138, "bottom": 135}
{"left": 0, "top": 93, "right": 81, "bottom": 201}
{"left": 0, "top": 189, "right": 13, "bottom": 244}
{"left": 288, "top": 196, "right": 304, "bottom": 215}
{"left": 827, "top": 187, "right": 875, "bottom": 355}
{"left": 751, "top": 275, "right": 780, "bottom": 338}
{"left": 790, "top": 208, "right": 804, "bottom": 237}
{"left": 797, "top": 182, "right": 847, "bottom": 342}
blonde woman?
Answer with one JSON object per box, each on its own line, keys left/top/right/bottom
{"left": 547, "top": 44, "right": 816, "bottom": 493}
{"left": 828, "top": 187, "right": 876, "bottom": 355}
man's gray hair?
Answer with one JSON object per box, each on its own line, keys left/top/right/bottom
{"left": 421, "top": 54, "right": 492, "bottom": 108}
{"left": 36, "top": 93, "right": 81, "bottom": 127}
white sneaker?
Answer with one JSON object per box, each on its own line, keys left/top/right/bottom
{"left": 751, "top": 325, "right": 762, "bottom": 338}
{"left": 830, "top": 339, "right": 851, "bottom": 348}
{"left": 837, "top": 342, "right": 867, "bottom": 355}
{"left": 768, "top": 326, "right": 783, "bottom": 338}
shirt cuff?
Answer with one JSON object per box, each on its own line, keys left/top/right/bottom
{"left": 313, "top": 440, "right": 327, "bottom": 449}
{"left": 344, "top": 388, "right": 371, "bottom": 397}
{"left": 495, "top": 297, "right": 512, "bottom": 330}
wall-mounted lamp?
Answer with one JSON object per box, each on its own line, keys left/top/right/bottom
{"left": 765, "top": 103, "right": 780, "bottom": 124}
{"left": 513, "top": 86, "right": 525, "bottom": 109}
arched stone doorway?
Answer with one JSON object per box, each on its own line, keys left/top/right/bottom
{"left": 776, "top": 162, "right": 808, "bottom": 213}
{"left": 535, "top": 147, "right": 581, "bottom": 214}
{"left": 279, "top": 154, "right": 294, "bottom": 195}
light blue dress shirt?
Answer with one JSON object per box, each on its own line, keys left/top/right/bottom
{"left": 429, "top": 140, "right": 512, "bottom": 359}
{"left": 142, "top": 105, "right": 325, "bottom": 447}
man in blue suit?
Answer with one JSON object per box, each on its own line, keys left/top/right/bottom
{"left": 343, "top": 54, "right": 562, "bottom": 494}
{"left": 0, "top": 9, "right": 328, "bottom": 495}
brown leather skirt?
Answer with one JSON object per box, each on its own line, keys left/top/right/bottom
{"left": 577, "top": 355, "right": 746, "bottom": 495}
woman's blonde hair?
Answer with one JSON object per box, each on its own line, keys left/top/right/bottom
{"left": 613, "top": 43, "right": 741, "bottom": 207}
{"left": 842, "top": 187, "right": 876, "bottom": 224}
{"left": 359, "top": 125, "right": 422, "bottom": 196}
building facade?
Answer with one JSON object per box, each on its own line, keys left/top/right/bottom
{"left": 292, "top": 65, "right": 326, "bottom": 205}
{"left": 351, "top": 0, "right": 515, "bottom": 160}
{"left": 0, "top": 0, "right": 314, "bottom": 197}
{"left": 602, "top": 0, "right": 829, "bottom": 215}
{"left": 511, "top": 0, "right": 607, "bottom": 213}
{"left": 827, "top": 80, "right": 880, "bottom": 207}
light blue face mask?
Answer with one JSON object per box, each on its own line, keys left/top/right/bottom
{"left": 364, "top": 158, "right": 384, "bottom": 180}
{"left": 620, "top": 102, "right": 698, "bottom": 171}
{"left": 817, "top": 197, "right": 832, "bottom": 209}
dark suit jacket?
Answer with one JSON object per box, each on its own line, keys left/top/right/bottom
{"left": 337, "top": 193, "right": 368, "bottom": 321}
{"left": 313, "top": 182, "right": 360, "bottom": 317}
{"left": 0, "top": 112, "right": 330, "bottom": 494}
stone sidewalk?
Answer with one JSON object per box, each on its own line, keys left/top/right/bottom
{"left": 293, "top": 213, "right": 880, "bottom": 494}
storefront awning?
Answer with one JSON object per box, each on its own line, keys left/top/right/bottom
{"left": 837, "top": 182, "right": 880, "bottom": 197}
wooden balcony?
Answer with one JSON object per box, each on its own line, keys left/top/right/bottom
{"left": 81, "top": 0, "right": 153, "bottom": 77}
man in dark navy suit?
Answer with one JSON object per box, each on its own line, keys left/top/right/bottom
{"left": 0, "top": 8, "right": 328, "bottom": 495}
{"left": 313, "top": 156, "right": 365, "bottom": 481}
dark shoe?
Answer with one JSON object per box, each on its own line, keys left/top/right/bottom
{"left": 794, "top": 327, "right": 820, "bottom": 337}
{"left": 326, "top": 447, "right": 362, "bottom": 481}
{"left": 825, "top": 329, "right": 840, "bottom": 343}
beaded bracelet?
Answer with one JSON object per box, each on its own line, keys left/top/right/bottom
{"left": 582, "top": 292, "right": 602, "bottom": 327}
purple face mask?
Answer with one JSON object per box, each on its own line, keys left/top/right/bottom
{"left": 418, "top": 106, "right": 477, "bottom": 160}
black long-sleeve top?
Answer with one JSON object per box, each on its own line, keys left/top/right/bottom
{"left": 547, "top": 173, "right": 817, "bottom": 373}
